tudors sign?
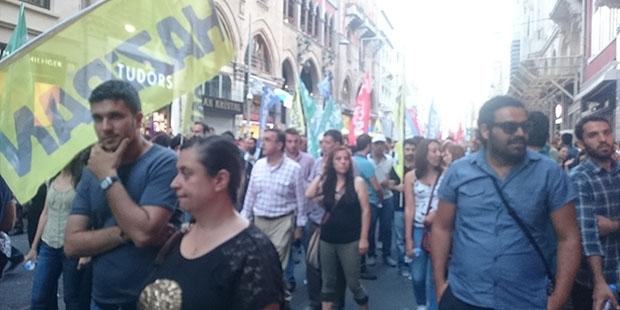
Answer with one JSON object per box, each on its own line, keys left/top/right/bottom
{"left": 0, "top": 0, "right": 233, "bottom": 203}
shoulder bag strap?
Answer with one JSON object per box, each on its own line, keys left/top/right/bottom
{"left": 488, "top": 178, "right": 554, "bottom": 287}
{"left": 423, "top": 171, "right": 443, "bottom": 216}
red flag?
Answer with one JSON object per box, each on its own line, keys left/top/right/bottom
{"left": 349, "top": 73, "right": 372, "bottom": 145}
{"left": 455, "top": 122, "right": 465, "bottom": 144}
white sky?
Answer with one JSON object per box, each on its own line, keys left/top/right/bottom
{"left": 385, "top": 0, "right": 514, "bottom": 134}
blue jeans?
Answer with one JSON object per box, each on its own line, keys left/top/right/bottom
{"left": 31, "top": 242, "right": 87, "bottom": 310}
{"left": 410, "top": 226, "right": 428, "bottom": 306}
{"left": 426, "top": 258, "right": 438, "bottom": 310}
{"left": 367, "top": 203, "right": 379, "bottom": 257}
{"left": 393, "top": 211, "right": 405, "bottom": 266}
{"left": 378, "top": 197, "right": 394, "bottom": 258}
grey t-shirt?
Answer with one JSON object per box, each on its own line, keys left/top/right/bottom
{"left": 71, "top": 144, "right": 178, "bottom": 305}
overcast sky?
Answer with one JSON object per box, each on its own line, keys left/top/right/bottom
{"left": 384, "top": 0, "right": 514, "bottom": 134}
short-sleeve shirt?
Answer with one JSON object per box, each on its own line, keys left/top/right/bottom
{"left": 141, "top": 225, "right": 284, "bottom": 310}
{"left": 438, "top": 149, "right": 575, "bottom": 309}
{"left": 70, "top": 144, "right": 178, "bottom": 304}
{"left": 368, "top": 154, "right": 394, "bottom": 199}
{"left": 352, "top": 154, "right": 379, "bottom": 205}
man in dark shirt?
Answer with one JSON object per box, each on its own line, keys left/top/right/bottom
{"left": 570, "top": 115, "right": 620, "bottom": 309}
{"left": 64, "top": 80, "right": 177, "bottom": 308}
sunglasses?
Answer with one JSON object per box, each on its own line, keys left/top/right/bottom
{"left": 492, "top": 121, "right": 531, "bottom": 135}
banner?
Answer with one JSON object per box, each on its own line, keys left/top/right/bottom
{"left": 394, "top": 84, "right": 406, "bottom": 179}
{"left": 299, "top": 80, "right": 321, "bottom": 158}
{"left": 316, "top": 74, "right": 343, "bottom": 138}
{"left": 289, "top": 81, "right": 306, "bottom": 135}
{"left": 426, "top": 102, "right": 440, "bottom": 139}
{"left": 349, "top": 73, "right": 371, "bottom": 145}
{"left": 0, "top": 0, "right": 233, "bottom": 202}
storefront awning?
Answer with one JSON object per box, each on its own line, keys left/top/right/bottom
{"left": 575, "top": 61, "right": 620, "bottom": 101}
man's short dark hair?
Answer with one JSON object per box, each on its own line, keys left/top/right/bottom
{"left": 355, "top": 134, "right": 372, "bottom": 152}
{"left": 89, "top": 80, "right": 141, "bottom": 114}
{"left": 266, "top": 128, "right": 286, "bottom": 151}
{"left": 323, "top": 129, "right": 343, "bottom": 145}
{"left": 404, "top": 136, "right": 424, "bottom": 147}
{"left": 575, "top": 115, "right": 611, "bottom": 141}
{"left": 221, "top": 131, "right": 235, "bottom": 141}
{"left": 477, "top": 96, "right": 526, "bottom": 145}
{"left": 527, "top": 111, "right": 549, "bottom": 148}
{"left": 284, "top": 128, "right": 300, "bottom": 136}
{"left": 193, "top": 121, "right": 208, "bottom": 134}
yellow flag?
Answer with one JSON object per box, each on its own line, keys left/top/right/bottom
{"left": 0, "top": 0, "right": 233, "bottom": 203}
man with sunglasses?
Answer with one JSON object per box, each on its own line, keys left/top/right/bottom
{"left": 430, "top": 96, "right": 581, "bottom": 309}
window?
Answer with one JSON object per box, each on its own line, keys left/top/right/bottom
{"left": 250, "top": 36, "right": 272, "bottom": 74}
{"left": 21, "top": 0, "right": 50, "bottom": 9}
{"left": 591, "top": 5, "right": 620, "bottom": 57}
{"left": 203, "top": 74, "right": 232, "bottom": 100}
{"left": 285, "top": 0, "right": 295, "bottom": 24}
{"left": 313, "top": 7, "right": 320, "bottom": 37}
{"left": 300, "top": 0, "right": 307, "bottom": 31}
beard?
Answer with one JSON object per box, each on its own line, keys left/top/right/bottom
{"left": 585, "top": 142, "right": 613, "bottom": 161}
{"left": 488, "top": 134, "right": 527, "bottom": 165}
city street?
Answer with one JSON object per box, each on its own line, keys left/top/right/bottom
{"left": 0, "top": 231, "right": 416, "bottom": 310}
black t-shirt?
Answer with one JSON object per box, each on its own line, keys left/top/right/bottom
{"left": 141, "top": 225, "right": 284, "bottom": 310}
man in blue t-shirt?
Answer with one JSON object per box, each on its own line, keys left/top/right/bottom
{"left": 65, "top": 80, "right": 177, "bottom": 309}
{"left": 352, "top": 134, "right": 383, "bottom": 275}
{"left": 431, "top": 96, "right": 580, "bottom": 310}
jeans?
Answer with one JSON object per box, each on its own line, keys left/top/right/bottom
{"left": 426, "top": 259, "right": 438, "bottom": 310}
{"left": 284, "top": 245, "right": 296, "bottom": 285}
{"left": 91, "top": 300, "right": 136, "bottom": 310}
{"left": 410, "top": 226, "right": 428, "bottom": 306}
{"left": 378, "top": 196, "right": 394, "bottom": 258}
{"left": 393, "top": 211, "right": 405, "bottom": 266}
{"left": 31, "top": 242, "right": 90, "bottom": 310}
{"left": 367, "top": 203, "right": 379, "bottom": 258}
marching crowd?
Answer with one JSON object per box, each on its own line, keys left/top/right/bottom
{"left": 0, "top": 80, "right": 619, "bottom": 310}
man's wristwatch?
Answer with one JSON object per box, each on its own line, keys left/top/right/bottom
{"left": 100, "top": 175, "right": 120, "bottom": 191}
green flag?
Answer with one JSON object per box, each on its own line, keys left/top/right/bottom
{"left": 1, "top": 3, "right": 28, "bottom": 59}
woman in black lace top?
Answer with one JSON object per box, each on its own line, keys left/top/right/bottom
{"left": 306, "top": 146, "right": 371, "bottom": 309}
{"left": 140, "top": 136, "right": 283, "bottom": 310}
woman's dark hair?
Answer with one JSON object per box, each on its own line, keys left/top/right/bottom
{"left": 322, "top": 146, "right": 355, "bottom": 213}
{"left": 181, "top": 136, "right": 243, "bottom": 204}
{"left": 415, "top": 139, "right": 442, "bottom": 179}
{"left": 54, "top": 148, "right": 89, "bottom": 187}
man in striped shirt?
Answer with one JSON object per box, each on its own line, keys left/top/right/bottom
{"left": 242, "top": 128, "right": 306, "bottom": 270}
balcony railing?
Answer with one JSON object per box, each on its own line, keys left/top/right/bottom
{"left": 522, "top": 55, "right": 581, "bottom": 79}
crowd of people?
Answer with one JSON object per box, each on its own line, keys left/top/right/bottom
{"left": 0, "top": 80, "right": 620, "bottom": 310}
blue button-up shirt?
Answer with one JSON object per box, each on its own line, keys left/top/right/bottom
{"left": 438, "top": 149, "right": 575, "bottom": 309}
{"left": 570, "top": 159, "right": 620, "bottom": 287}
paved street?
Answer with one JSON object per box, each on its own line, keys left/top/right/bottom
{"left": 0, "top": 232, "right": 416, "bottom": 310}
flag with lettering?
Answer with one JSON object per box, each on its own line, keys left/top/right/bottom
{"left": 0, "top": 0, "right": 233, "bottom": 203}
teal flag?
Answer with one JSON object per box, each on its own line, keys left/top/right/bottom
{"left": 1, "top": 3, "right": 27, "bottom": 59}
{"left": 299, "top": 81, "right": 320, "bottom": 158}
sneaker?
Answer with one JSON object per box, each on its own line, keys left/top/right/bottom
{"left": 366, "top": 255, "right": 376, "bottom": 266}
{"left": 360, "top": 270, "right": 377, "bottom": 280}
{"left": 383, "top": 257, "right": 397, "bottom": 267}
{"left": 399, "top": 267, "right": 410, "bottom": 277}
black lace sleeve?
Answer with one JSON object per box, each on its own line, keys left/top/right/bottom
{"left": 231, "top": 227, "right": 284, "bottom": 310}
